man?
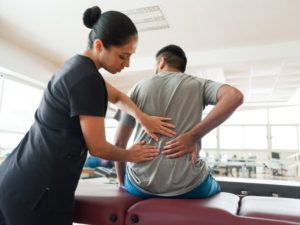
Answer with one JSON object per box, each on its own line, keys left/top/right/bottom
{"left": 114, "top": 45, "right": 243, "bottom": 198}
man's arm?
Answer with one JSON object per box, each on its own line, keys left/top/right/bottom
{"left": 113, "top": 122, "right": 134, "bottom": 186}
{"left": 162, "top": 84, "right": 243, "bottom": 158}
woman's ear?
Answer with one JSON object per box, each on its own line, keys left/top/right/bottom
{"left": 93, "top": 39, "right": 104, "bottom": 52}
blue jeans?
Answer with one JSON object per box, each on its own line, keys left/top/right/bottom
{"left": 123, "top": 173, "right": 221, "bottom": 199}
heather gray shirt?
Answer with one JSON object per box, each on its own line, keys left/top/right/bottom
{"left": 115, "top": 71, "right": 223, "bottom": 196}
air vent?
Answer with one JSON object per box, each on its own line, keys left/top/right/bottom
{"left": 123, "top": 5, "right": 169, "bottom": 32}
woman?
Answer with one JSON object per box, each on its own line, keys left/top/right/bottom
{"left": 0, "top": 6, "right": 175, "bottom": 225}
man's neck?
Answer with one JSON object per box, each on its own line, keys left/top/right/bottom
{"left": 160, "top": 67, "right": 181, "bottom": 73}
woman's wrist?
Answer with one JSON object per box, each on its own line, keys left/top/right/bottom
{"left": 135, "top": 111, "right": 147, "bottom": 125}
{"left": 124, "top": 149, "right": 133, "bottom": 162}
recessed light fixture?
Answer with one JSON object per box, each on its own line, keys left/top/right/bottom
{"left": 123, "top": 5, "right": 169, "bottom": 32}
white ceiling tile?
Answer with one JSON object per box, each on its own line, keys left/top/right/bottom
{"left": 250, "top": 88, "right": 273, "bottom": 95}
{"left": 251, "top": 75, "right": 277, "bottom": 89}
{"left": 275, "top": 82, "right": 300, "bottom": 89}
{"left": 277, "top": 73, "right": 300, "bottom": 82}
{"left": 280, "top": 65, "right": 300, "bottom": 75}
{"left": 251, "top": 61, "right": 282, "bottom": 77}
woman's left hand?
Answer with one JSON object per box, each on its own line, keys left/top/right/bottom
{"left": 140, "top": 115, "right": 176, "bottom": 141}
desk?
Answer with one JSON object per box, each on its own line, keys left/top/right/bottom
{"left": 287, "top": 153, "right": 300, "bottom": 179}
{"left": 210, "top": 160, "right": 258, "bottom": 178}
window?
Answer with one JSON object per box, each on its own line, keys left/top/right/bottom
{"left": 219, "top": 126, "right": 243, "bottom": 149}
{"left": 271, "top": 126, "right": 298, "bottom": 150}
{"left": 244, "top": 126, "right": 267, "bottom": 149}
{"left": 269, "top": 106, "right": 300, "bottom": 124}
{"left": 219, "top": 125, "right": 267, "bottom": 150}
{"left": 105, "top": 119, "right": 118, "bottom": 144}
{"left": 207, "top": 105, "right": 300, "bottom": 182}
{"left": 202, "top": 129, "right": 217, "bottom": 149}
{"left": 0, "top": 132, "right": 24, "bottom": 150}
{"left": 105, "top": 118, "right": 134, "bottom": 146}
{"left": 0, "top": 78, "right": 43, "bottom": 132}
{"left": 0, "top": 75, "right": 3, "bottom": 110}
{"left": 224, "top": 109, "right": 268, "bottom": 125}
{"left": 298, "top": 126, "right": 300, "bottom": 149}
{"left": 0, "top": 76, "right": 43, "bottom": 152}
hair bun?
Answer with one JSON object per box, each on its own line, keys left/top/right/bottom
{"left": 83, "top": 6, "right": 101, "bottom": 29}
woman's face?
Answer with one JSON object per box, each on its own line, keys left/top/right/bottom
{"left": 98, "top": 36, "right": 138, "bottom": 74}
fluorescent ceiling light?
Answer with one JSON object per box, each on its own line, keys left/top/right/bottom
{"left": 123, "top": 6, "right": 169, "bottom": 32}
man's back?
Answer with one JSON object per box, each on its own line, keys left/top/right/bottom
{"left": 117, "top": 71, "right": 222, "bottom": 196}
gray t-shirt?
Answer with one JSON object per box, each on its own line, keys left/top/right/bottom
{"left": 115, "top": 71, "right": 223, "bottom": 196}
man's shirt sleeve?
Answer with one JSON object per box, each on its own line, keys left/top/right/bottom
{"left": 203, "top": 80, "right": 224, "bottom": 105}
{"left": 113, "top": 86, "right": 137, "bottom": 128}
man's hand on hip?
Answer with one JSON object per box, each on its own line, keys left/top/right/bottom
{"left": 162, "top": 132, "right": 197, "bottom": 163}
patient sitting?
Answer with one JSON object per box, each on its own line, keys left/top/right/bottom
{"left": 114, "top": 45, "right": 243, "bottom": 198}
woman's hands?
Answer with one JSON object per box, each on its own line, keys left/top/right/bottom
{"left": 139, "top": 113, "right": 176, "bottom": 141}
{"left": 126, "top": 141, "right": 159, "bottom": 163}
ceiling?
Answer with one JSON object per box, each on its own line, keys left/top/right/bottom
{"left": 1, "top": 0, "right": 300, "bottom": 107}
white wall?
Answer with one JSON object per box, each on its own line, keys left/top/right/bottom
{"left": 0, "top": 38, "right": 57, "bottom": 86}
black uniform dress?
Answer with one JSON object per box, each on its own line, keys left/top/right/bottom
{"left": 0, "top": 55, "right": 107, "bottom": 225}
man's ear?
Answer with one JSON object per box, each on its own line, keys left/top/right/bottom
{"left": 158, "top": 57, "right": 167, "bottom": 70}
{"left": 93, "top": 39, "right": 104, "bottom": 52}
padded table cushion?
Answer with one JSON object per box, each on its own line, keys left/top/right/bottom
{"left": 125, "top": 192, "right": 240, "bottom": 225}
{"left": 239, "top": 196, "right": 300, "bottom": 223}
{"left": 238, "top": 216, "right": 300, "bottom": 225}
{"left": 74, "top": 178, "right": 142, "bottom": 225}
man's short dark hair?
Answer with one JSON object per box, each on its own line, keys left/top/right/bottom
{"left": 155, "top": 44, "right": 187, "bottom": 72}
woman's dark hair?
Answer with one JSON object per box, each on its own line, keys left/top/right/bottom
{"left": 155, "top": 44, "right": 187, "bottom": 72}
{"left": 83, "top": 6, "right": 138, "bottom": 49}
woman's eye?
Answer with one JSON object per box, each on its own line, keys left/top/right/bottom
{"left": 119, "top": 55, "right": 126, "bottom": 60}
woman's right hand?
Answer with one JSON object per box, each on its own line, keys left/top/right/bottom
{"left": 126, "top": 141, "right": 159, "bottom": 163}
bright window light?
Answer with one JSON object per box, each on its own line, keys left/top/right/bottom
{"left": 0, "top": 77, "right": 43, "bottom": 151}
{"left": 202, "top": 129, "right": 217, "bottom": 149}
{"left": 220, "top": 126, "right": 243, "bottom": 149}
{"left": 0, "top": 78, "right": 43, "bottom": 132}
{"left": 244, "top": 126, "right": 267, "bottom": 149}
{"left": 105, "top": 118, "right": 134, "bottom": 146}
{"left": 0, "top": 132, "right": 24, "bottom": 150}
{"left": 269, "top": 106, "right": 300, "bottom": 124}
{"left": 224, "top": 109, "right": 268, "bottom": 125}
{"left": 219, "top": 126, "right": 267, "bottom": 149}
{"left": 271, "top": 126, "right": 298, "bottom": 150}
{"left": 0, "top": 75, "right": 3, "bottom": 109}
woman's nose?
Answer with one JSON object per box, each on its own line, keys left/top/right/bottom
{"left": 123, "top": 58, "right": 130, "bottom": 68}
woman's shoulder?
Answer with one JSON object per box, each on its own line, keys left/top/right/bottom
{"left": 66, "top": 55, "right": 97, "bottom": 72}
{"left": 50, "top": 55, "right": 101, "bottom": 92}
